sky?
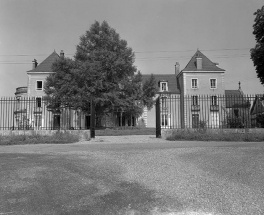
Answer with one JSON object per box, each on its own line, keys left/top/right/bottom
{"left": 0, "top": 0, "right": 264, "bottom": 97}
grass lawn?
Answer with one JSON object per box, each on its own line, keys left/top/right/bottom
{"left": 1, "top": 141, "right": 264, "bottom": 214}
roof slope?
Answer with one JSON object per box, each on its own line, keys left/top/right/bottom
{"left": 225, "top": 90, "right": 250, "bottom": 108}
{"left": 182, "top": 50, "right": 225, "bottom": 72}
{"left": 27, "top": 51, "right": 60, "bottom": 73}
{"left": 142, "top": 74, "right": 180, "bottom": 94}
{"left": 251, "top": 95, "right": 264, "bottom": 115}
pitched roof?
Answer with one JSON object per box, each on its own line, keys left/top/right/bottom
{"left": 182, "top": 50, "right": 225, "bottom": 72}
{"left": 251, "top": 95, "right": 264, "bottom": 115}
{"left": 142, "top": 74, "right": 180, "bottom": 94}
{"left": 225, "top": 90, "right": 250, "bottom": 108}
{"left": 27, "top": 51, "right": 60, "bottom": 73}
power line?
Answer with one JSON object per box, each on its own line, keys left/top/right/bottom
{"left": 0, "top": 48, "right": 252, "bottom": 56}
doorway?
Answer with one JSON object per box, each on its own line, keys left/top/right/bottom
{"left": 53, "top": 115, "right": 60, "bottom": 130}
{"left": 85, "top": 115, "right": 91, "bottom": 129}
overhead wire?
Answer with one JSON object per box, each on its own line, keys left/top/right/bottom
{"left": 0, "top": 47, "right": 252, "bottom": 64}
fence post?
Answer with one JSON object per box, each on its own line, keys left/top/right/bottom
{"left": 156, "top": 96, "right": 161, "bottom": 138}
{"left": 90, "top": 99, "right": 95, "bottom": 138}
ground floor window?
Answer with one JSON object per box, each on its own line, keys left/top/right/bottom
{"left": 161, "top": 114, "right": 169, "bottom": 127}
{"left": 211, "top": 112, "right": 219, "bottom": 128}
{"left": 192, "top": 114, "right": 199, "bottom": 128}
{"left": 34, "top": 115, "right": 42, "bottom": 128}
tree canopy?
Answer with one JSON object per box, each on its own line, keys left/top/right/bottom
{"left": 250, "top": 5, "right": 264, "bottom": 85}
{"left": 44, "top": 21, "right": 156, "bottom": 120}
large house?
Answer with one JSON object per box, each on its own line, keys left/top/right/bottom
{"left": 14, "top": 49, "right": 244, "bottom": 129}
{"left": 14, "top": 50, "right": 88, "bottom": 130}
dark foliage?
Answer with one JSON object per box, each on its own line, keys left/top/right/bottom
{"left": 45, "top": 21, "right": 156, "bottom": 119}
{"left": 250, "top": 6, "right": 264, "bottom": 84}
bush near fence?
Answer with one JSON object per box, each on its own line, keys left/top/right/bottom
{"left": 163, "top": 128, "right": 264, "bottom": 142}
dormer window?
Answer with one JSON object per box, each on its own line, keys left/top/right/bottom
{"left": 160, "top": 81, "right": 168, "bottom": 92}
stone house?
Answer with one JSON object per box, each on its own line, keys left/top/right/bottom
{"left": 14, "top": 49, "right": 242, "bottom": 129}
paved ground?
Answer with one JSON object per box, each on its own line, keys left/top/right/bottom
{"left": 1, "top": 135, "right": 264, "bottom": 215}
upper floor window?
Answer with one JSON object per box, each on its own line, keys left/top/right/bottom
{"left": 36, "top": 81, "right": 43, "bottom": 90}
{"left": 210, "top": 79, "right": 217, "bottom": 89}
{"left": 191, "top": 79, "right": 198, "bottom": 89}
{"left": 160, "top": 82, "right": 168, "bottom": 91}
{"left": 192, "top": 96, "right": 198, "bottom": 105}
{"left": 211, "top": 96, "right": 217, "bottom": 106}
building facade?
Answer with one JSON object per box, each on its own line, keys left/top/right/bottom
{"left": 14, "top": 49, "right": 242, "bottom": 129}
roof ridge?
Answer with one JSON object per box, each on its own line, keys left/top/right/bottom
{"left": 182, "top": 50, "right": 225, "bottom": 72}
{"left": 27, "top": 51, "right": 60, "bottom": 73}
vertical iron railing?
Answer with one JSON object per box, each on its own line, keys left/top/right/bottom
{"left": 156, "top": 94, "right": 263, "bottom": 130}
{"left": 156, "top": 97, "right": 161, "bottom": 137}
{"left": 0, "top": 97, "right": 92, "bottom": 130}
{"left": 1, "top": 95, "right": 264, "bottom": 130}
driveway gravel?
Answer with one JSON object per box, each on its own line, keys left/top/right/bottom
{"left": 1, "top": 135, "right": 264, "bottom": 214}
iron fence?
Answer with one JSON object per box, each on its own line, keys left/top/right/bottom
{"left": 0, "top": 97, "right": 91, "bottom": 130}
{"left": 156, "top": 94, "right": 264, "bottom": 129}
{"left": 1, "top": 94, "right": 264, "bottom": 131}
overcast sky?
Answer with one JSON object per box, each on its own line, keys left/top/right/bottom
{"left": 0, "top": 0, "right": 264, "bottom": 97}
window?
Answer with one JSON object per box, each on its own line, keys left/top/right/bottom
{"left": 211, "top": 112, "right": 219, "bottom": 128}
{"left": 161, "top": 114, "right": 168, "bottom": 126}
{"left": 36, "top": 81, "right": 43, "bottom": 90}
{"left": 160, "top": 82, "right": 168, "bottom": 91}
{"left": 191, "top": 79, "right": 198, "bottom": 89}
{"left": 192, "top": 96, "right": 198, "bottom": 105}
{"left": 210, "top": 79, "right": 217, "bottom": 89}
{"left": 161, "top": 97, "right": 167, "bottom": 110}
{"left": 36, "top": 97, "right": 42, "bottom": 108}
{"left": 35, "top": 115, "right": 42, "bottom": 128}
{"left": 211, "top": 96, "right": 217, "bottom": 106}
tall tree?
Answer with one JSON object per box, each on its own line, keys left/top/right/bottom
{"left": 45, "top": 21, "right": 157, "bottom": 121}
{"left": 251, "top": 5, "right": 264, "bottom": 84}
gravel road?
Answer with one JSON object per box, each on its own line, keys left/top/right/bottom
{"left": 1, "top": 136, "right": 264, "bottom": 215}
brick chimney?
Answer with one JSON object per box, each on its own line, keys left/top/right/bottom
{"left": 32, "top": 59, "right": 38, "bottom": 69}
{"left": 175, "top": 62, "right": 180, "bottom": 76}
{"left": 60, "top": 50, "right": 64, "bottom": 58}
{"left": 196, "top": 56, "right": 202, "bottom": 70}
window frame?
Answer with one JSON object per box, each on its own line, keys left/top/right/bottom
{"left": 36, "top": 80, "right": 43, "bottom": 91}
{"left": 36, "top": 97, "right": 42, "bottom": 108}
{"left": 160, "top": 82, "right": 168, "bottom": 92}
{"left": 210, "top": 78, "right": 217, "bottom": 89}
{"left": 211, "top": 96, "right": 218, "bottom": 106}
{"left": 192, "top": 95, "right": 198, "bottom": 106}
{"left": 191, "top": 78, "right": 198, "bottom": 89}
{"left": 34, "top": 114, "right": 42, "bottom": 128}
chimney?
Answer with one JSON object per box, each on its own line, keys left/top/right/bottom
{"left": 60, "top": 50, "right": 64, "bottom": 58}
{"left": 196, "top": 56, "right": 202, "bottom": 70}
{"left": 175, "top": 62, "right": 180, "bottom": 76}
{"left": 214, "top": 62, "right": 219, "bottom": 67}
{"left": 32, "top": 59, "right": 38, "bottom": 69}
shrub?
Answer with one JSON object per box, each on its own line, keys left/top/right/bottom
{"left": 166, "top": 129, "right": 264, "bottom": 142}
{"left": 227, "top": 116, "right": 244, "bottom": 128}
{"left": 0, "top": 131, "right": 80, "bottom": 145}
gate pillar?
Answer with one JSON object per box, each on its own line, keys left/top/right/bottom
{"left": 156, "top": 96, "right": 161, "bottom": 138}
